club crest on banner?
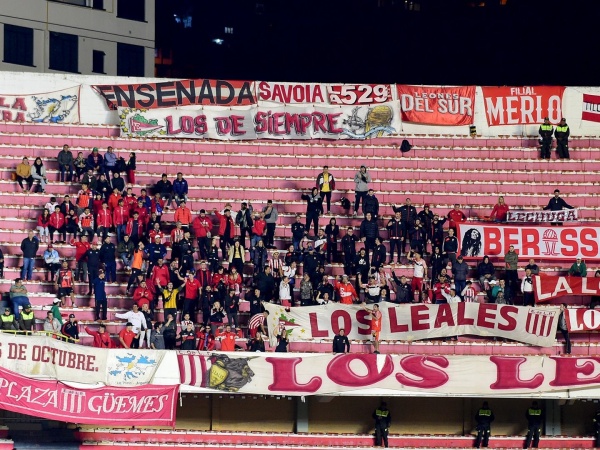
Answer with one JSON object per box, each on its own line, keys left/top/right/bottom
{"left": 342, "top": 104, "right": 396, "bottom": 139}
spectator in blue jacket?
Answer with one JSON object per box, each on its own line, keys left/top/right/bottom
{"left": 103, "top": 146, "right": 117, "bottom": 178}
{"left": 86, "top": 147, "right": 104, "bottom": 174}
{"left": 173, "top": 172, "right": 189, "bottom": 207}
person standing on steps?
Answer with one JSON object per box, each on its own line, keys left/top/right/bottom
{"left": 363, "top": 303, "right": 382, "bottom": 354}
{"left": 554, "top": 118, "right": 570, "bottom": 159}
{"left": 373, "top": 401, "right": 391, "bottom": 448}
{"left": 474, "top": 401, "right": 495, "bottom": 448}
{"left": 353, "top": 165, "right": 371, "bottom": 217}
{"left": 316, "top": 166, "right": 335, "bottom": 214}
{"left": 524, "top": 401, "right": 543, "bottom": 449}
{"left": 262, "top": 200, "right": 279, "bottom": 249}
{"left": 538, "top": 117, "right": 554, "bottom": 160}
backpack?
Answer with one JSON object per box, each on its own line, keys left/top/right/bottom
{"left": 400, "top": 139, "right": 412, "bottom": 153}
{"left": 115, "top": 157, "right": 127, "bottom": 173}
{"left": 339, "top": 197, "right": 351, "bottom": 210}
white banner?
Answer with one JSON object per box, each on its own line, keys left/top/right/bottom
{"left": 176, "top": 351, "right": 600, "bottom": 397}
{"left": 0, "top": 86, "right": 80, "bottom": 123}
{"left": 507, "top": 209, "right": 578, "bottom": 223}
{"left": 263, "top": 302, "right": 560, "bottom": 347}
{"left": 565, "top": 308, "right": 600, "bottom": 332}
{"left": 457, "top": 223, "right": 600, "bottom": 259}
{"left": 118, "top": 101, "right": 400, "bottom": 140}
{"left": 0, "top": 333, "right": 163, "bottom": 386}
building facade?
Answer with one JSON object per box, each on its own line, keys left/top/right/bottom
{"left": 0, "top": 0, "right": 154, "bottom": 77}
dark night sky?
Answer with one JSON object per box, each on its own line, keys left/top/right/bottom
{"left": 156, "top": 0, "right": 600, "bottom": 86}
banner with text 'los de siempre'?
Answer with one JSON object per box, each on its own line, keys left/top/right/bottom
{"left": 396, "top": 85, "right": 475, "bottom": 125}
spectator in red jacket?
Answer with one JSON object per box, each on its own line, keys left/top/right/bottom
{"left": 447, "top": 204, "right": 467, "bottom": 233}
{"left": 96, "top": 202, "right": 113, "bottom": 241}
{"left": 195, "top": 261, "right": 212, "bottom": 288}
{"left": 71, "top": 234, "right": 91, "bottom": 282}
{"left": 113, "top": 198, "right": 128, "bottom": 242}
{"left": 490, "top": 196, "right": 510, "bottom": 223}
{"left": 334, "top": 274, "right": 359, "bottom": 304}
{"left": 151, "top": 258, "right": 170, "bottom": 308}
{"left": 174, "top": 201, "right": 192, "bottom": 229}
{"left": 85, "top": 324, "right": 116, "bottom": 348}
{"left": 197, "top": 324, "right": 217, "bottom": 351}
{"left": 126, "top": 212, "right": 144, "bottom": 244}
{"left": 183, "top": 271, "right": 201, "bottom": 319}
{"left": 124, "top": 188, "right": 137, "bottom": 212}
{"left": 250, "top": 212, "right": 267, "bottom": 250}
{"left": 133, "top": 280, "right": 153, "bottom": 309}
{"left": 132, "top": 199, "right": 149, "bottom": 226}
{"left": 151, "top": 193, "right": 165, "bottom": 221}
{"left": 216, "top": 324, "right": 242, "bottom": 351}
{"left": 48, "top": 206, "right": 66, "bottom": 243}
{"left": 213, "top": 208, "right": 236, "bottom": 260}
{"left": 107, "top": 188, "right": 122, "bottom": 211}
{"left": 192, "top": 209, "right": 212, "bottom": 260}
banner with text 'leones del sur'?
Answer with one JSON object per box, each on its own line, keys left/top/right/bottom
{"left": 457, "top": 224, "right": 600, "bottom": 259}
{"left": 263, "top": 302, "right": 559, "bottom": 347}
{"left": 0, "top": 365, "right": 177, "bottom": 426}
{"left": 481, "top": 86, "right": 565, "bottom": 126}
{"left": 177, "top": 351, "right": 600, "bottom": 397}
{"left": 118, "top": 101, "right": 400, "bottom": 140}
{"left": 396, "top": 85, "right": 475, "bottom": 125}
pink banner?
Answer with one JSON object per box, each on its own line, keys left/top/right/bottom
{"left": 0, "top": 365, "right": 178, "bottom": 426}
{"left": 565, "top": 308, "right": 600, "bottom": 332}
{"left": 534, "top": 275, "right": 600, "bottom": 303}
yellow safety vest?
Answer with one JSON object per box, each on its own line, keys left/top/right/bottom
{"left": 21, "top": 311, "right": 34, "bottom": 321}
{"left": 540, "top": 124, "right": 553, "bottom": 131}
{"left": 478, "top": 409, "right": 492, "bottom": 416}
{"left": 556, "top": 125, "right": 569, "bottom": 133}
{"left": 528, "top": 408, "right": 542, "bottom": 416}
{"left": 1, "top": 314, "right": 15, "bottom": 323}
{"left": 375, "top": 409, "right": 389, "bottom": 418}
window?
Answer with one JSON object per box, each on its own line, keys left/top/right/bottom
{"left": 92, "top": 50, "right": 105, "bottom": 73}
{"left": 3, "top": 24, "right": 34, "bottom": 66}
{"left": 117, "top": 43, "right": 144, "bottom": 76}
{"left": 117, "top": 0, "right": 145, "bottom": 22}
{"left": 49, "top": 31, "right": 78, "bottom": 73}
{"left": 224, "top": 27, "right": 234, "bottom": 34}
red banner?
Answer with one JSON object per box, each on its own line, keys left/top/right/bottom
{"left": 481, "top": 86, "right": 565, "bottom": 126}
{"left": 534, "top": 275, "right": 600, "bottom": 303}
{"left": 0, "top": 365, "right": 178, "bottom": 426}
{"left": 565, "top": 308, "right": 600, "bottom": 332}
{"left": 397, "top": 85, "right": 475, "bottom": 125}
{"left": 93, "top": 79, "right": 256, "bottom": 109}
{"left": 582, "top": 93, "right": 600, "bottom": 123}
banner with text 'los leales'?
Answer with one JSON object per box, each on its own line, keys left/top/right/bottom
{"left": 457, "top": 223, "right": 600, "bottom": 260}
{"left": 0, "top": 365, "right": 177, "bottom": 426}
{"left": 119, "top": 101, "right": 400, "bottom": 140}
{"left": 176, "top": 351, "right": 600, "bottom": 397}
{"left": 262, "top": 302, "right": 559, "bottom": 347}
{"left": 481, "top": 86, "right": 565, "bottom": 126}
{"left": 396, "top": 85, "right": 475, "bottom": 125}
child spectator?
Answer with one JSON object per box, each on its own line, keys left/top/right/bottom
{"left": 126, "top": 152, "right": 136, "bottom": 184}
{"left": 73, "top": 152, "right": 86, "bottom": 182}
{"left": 37, "top": 209, "right": 51, "bottom": 243}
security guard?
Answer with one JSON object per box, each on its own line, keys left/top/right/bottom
{"left": 538, "top": 117, "right": 554, "bottom": 159}
{"left": 373, "top": 401, "right": 391, "bottom": 448}
{"left": 18, "top": 304, "right": 35, "bottom": 331}
{"left": 593, "top": 408, "right": 600, "bottom": 447}
{"left": 474, "top": 401, "right": 495, "bottom": 448}
{"left": 524, "top": 401, "right": 543, "bottom": 449}
{"left": 554, "top": 118, "right": 570, "bottom": 159}
{"left": 0, "top": 307, "right": 17, "bottom": 330}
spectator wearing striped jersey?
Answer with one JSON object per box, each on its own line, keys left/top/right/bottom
{"left": 409, "top": 252, "right": 427, "bottom": 295}
{"left": 55, "top": 260, "right": 76, "bottom": 307}
{"left": 79, "top": 207, "right": 95, "bottom": 240}
{"left": 248, "top": 310, "right": 269, "bottom": 338}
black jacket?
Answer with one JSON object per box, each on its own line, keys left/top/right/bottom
{"left": 301, "top": 193, "right": 323, "bottom": 215}
{"left": 363, "top": 195, "right": 379, "bottom": 217}
{"left": 332, "top": 334, "right": 350, "bottom": 353}
{"left": 21, "top": 237, "right": 39, "bottom": 259}
{"left": 544, "top": 197, "right": 573, "bottom": 211}
{"left": 360, "top": 219, "right": 379, "bottom": 240}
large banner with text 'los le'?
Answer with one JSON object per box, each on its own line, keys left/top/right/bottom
{"left": 177, "top": 352, "right": 600, "bottom": 397}
{"left": 457, "top": 224, "right": 600, "bottom": 260}
{"left": 263, "top": 302, "right": 559, "bottom": 347}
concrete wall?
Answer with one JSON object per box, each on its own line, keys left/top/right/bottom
{"left": 0, "top": 0, "right": 154, "bottom": 76}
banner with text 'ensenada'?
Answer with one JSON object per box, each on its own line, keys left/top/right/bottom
{"left": 534, "top": 275, "right": 600, "bottom": 304}
{"left": 506, "top": 209, "right": 578, "bottom": 223}
{"left": 177, "top": 352, "right": 600, "bottom": 397}
{"left": 263, "top": 302, "right": 560, "bottom": 347}
{"left": 396, "top": 85, "right": 475, "bottom": 125}
{"left": 119, "top": 102, "right": 400, "bottom": 140}
{"left": 457, "top": 224, "right": 600, "bottom": 259}
{"left": 93, "top": 79, "right": 256, "bottom": 109}
{"left": 481, "top": 86, "right": 565, "bottom": 126}
{"left": 0, "top": 365, "right": 177, "bottom": 426}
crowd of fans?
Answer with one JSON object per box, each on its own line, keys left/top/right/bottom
{"left": 0, "top": 147, "right": 584, "bottom": 353}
